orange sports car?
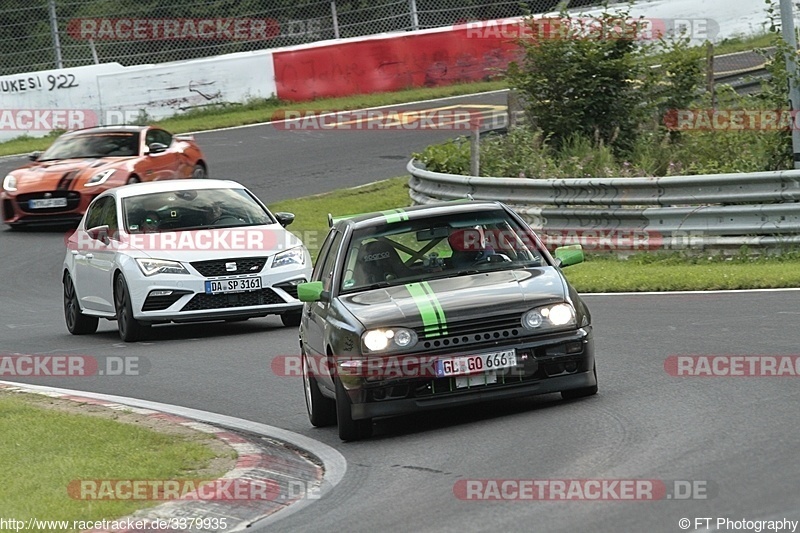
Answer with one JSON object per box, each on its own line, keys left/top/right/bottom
{"left": 1, "top": 125, "right": 208, "bottom": 228}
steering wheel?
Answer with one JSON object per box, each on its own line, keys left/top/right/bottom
{"left": 212, "top": 215, "right": 244, "bottom": 225}
{"left": 472, "top": 253, "right": 512, "bottom": 266}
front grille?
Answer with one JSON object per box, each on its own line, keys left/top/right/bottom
{"left": 181, "top": 288, "right": 284, "bottom": 311}
{"left": 16, "top": 191, "right": 81, "bottom": 214}
{"left": 413, "top": 313, "right": 524, "bottom": 350}
{"left": 191, "top": 257, "right": 267, "bottom": 277}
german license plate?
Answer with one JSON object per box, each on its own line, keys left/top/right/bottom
{"left": 435, "top": 349, "right": 517, "bottom": 378}
{"left": 204, "top": 277, "right": 262, "bottom": 295}
{"left": 29, "top": 197, "right": 67, "bottom": 209}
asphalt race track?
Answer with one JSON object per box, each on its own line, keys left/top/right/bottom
{"left": 2, "top": 93, "right": 799, "bottom": 532}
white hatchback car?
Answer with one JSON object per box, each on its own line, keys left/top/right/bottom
{"left": 63, "top": 179, "right": 312, "bottom": 341}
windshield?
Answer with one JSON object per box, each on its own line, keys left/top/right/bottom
{"left": 40, "top": 131, "right": 140, "bottom": 160}
{"left": 122, "top": 188, "right": 274, "bottom": 233}
{"left": 339, "top": 209, "right": 547, "bottom": 293}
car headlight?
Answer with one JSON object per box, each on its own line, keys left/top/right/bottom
{"left": 362, "top": 328, "right": 418, "bottom": 353}
{"left": 3, "top": 174, "right": 17, "bottom": 192}
{"left": 522, "top": 303, "right": 576, "bottom": 331}
{"left": 272, "top": 247, "right": 305, "bottom": 268}
{"left": 135, "top": 258, "right": 190, "bottom": 276}
{"left": 84, "top": 169, "right": 116, "bottom": 187}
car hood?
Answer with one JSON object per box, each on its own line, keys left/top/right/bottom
{"left": 11, "top": 158, "right": 132, "bottom": 191}
{"left": 338, "top": 268, "right": 568, "bottom": 330}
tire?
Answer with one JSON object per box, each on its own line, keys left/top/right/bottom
{"left": 126, "top": 176, "right": 140, "bottom": 185}
{"left": 303, "top": 351, "right": 336, "bottom": 427}
{"left": 191, "top": 163, "right": 207, "bottom": 179}
{"left": 561, "top": 363, "right": 598, "bottom": 400}
{"left": 335, "top": 376, "right": 372, "bottom": 441}
{"left": 63, "top": 274, "right": 98, "bottom": 335}
{"left": 114, "top": 274, "right": 149, "bottom": 342}
{"left": 281, "top": 310, "right": 302, "bottom": 327}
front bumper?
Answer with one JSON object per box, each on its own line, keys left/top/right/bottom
{"left": 340, "top": 327, "right": 595, "bottom": 420}
{"left": 126, "top": 266, "right": 310, "bottom": 323}
{"left": 2, "top": 190, "right": 94, "bottom": 226}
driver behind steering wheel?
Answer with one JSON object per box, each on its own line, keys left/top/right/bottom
{"left": 447, "top": 227, "right": 495, "bottom": 269}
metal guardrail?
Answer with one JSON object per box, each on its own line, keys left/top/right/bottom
{"left": 407, "top": 159, "right": 800, "bottom": 252}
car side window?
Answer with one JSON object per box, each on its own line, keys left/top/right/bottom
{"left": 318, "top": 232, "right": 344, "bottom": 292}
{"left": 146, "top": 129, "right": 172, "bottom": 147}
{"left": 85, "top": 197, "right": 108, "bottom": 229}
{"left": 100, "top": 197, "right": 119, "bottom": 236}
{"left": 311, "top": 231, "right": 337, "bottom": 283}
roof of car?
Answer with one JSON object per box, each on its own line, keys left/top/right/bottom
{"left": 63, "top": 125, "right": 150, "bottom": 136}
{"left": 110, "top": 179, "right": 246, "bottom": 199}
{"left": 331, "top": 201, "right": 508, "bottom": 230}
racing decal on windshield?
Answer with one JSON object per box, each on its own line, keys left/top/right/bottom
{"left": 406, "top": 281, "right": 448, "bottom": 338}
{"left": 381, "top": 208, "right": 409, "bottom": 224}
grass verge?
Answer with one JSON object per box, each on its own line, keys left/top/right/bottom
{"left": 0, "top": 391, "right": 233, "bottom": 529}
{"left": 270, "top": 177, "right": 800, "bottom": 292}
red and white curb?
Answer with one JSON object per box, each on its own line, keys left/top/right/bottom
{"left": 0, "top": 381, "right": 346, "bottom": 532}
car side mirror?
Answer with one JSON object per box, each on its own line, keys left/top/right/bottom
{"left": 554, "top": 244, "right": 584, "bottom": 268}
{"left": 297, "top": 281, "right": 330, "bottom": 303}
{"left": 28, "top": 151, "right": 41, "bottom": 161}
{"left": 275, "top": 212, "right": 295, "bottom": 227}
{"left": 86, "top": 224, "right": 110, "bottom": 244}
{"left": 146, "top": 142, "right": 168, "bottom": 155}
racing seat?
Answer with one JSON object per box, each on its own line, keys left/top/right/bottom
{"left": 354, "top": 240, "right": 412, "bottom": 285}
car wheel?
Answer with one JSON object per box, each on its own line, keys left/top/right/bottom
{"left": 335, "top": 375, "right": 372, "bottom": 441}
{"left": 281, "top": 310, "right": 302, "bottom": 327}
{"left": 63, "top": 274, "right": 98, "bottom": 335}
{"left": 561, "top": 363, "right": 598, "bottom": 400}
{"left": 303, "top": 351, "right": 336, "bottom": 427}
{"left": 126, "top": 176, "right": 140, "bottom": 185}
{"left": 114, "top": 274, "right": 149, "bottom": 342}
{"left": 191, "top": 164, "right": 207, "bottom": 179}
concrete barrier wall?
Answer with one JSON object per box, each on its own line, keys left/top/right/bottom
{"left": 0, "top": 19, "right": 521, "bottom": 142}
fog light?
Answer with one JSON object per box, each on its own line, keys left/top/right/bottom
{"left": 565, "top": 342, "right": 583, "bottom": 354}
{"left": 565, "top": 361, "right": 578, "bottom": 372}
{"left": 150, "top": 290, "right": 173, "bottom": 297}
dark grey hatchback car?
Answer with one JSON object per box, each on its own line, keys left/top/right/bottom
{"left": 297, "top": 201, "right": 597, "bottom": 441}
